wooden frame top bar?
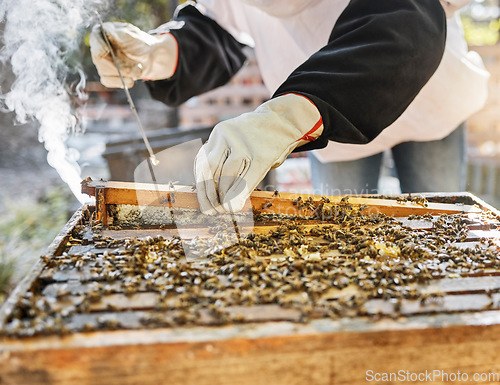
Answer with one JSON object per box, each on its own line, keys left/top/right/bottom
{"left": 81, "top": 179, "right": 482, "bottom": 219}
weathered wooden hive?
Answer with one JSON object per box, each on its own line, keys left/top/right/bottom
{"left": 1, "top": 179, "right": 500, "bottom": 384}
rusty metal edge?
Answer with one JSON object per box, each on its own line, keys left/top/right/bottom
{"left": 0, "top": 206, "right": 86, "bottom": 332}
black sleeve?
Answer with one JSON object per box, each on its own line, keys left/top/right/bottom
{"left": 273, "top": 0, "right": 447, "bottom": 152}
{"left": 145, "top": 4, "right": 248, "bottom": 107}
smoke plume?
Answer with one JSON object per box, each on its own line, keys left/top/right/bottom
{"left": 0, "top": 0, "right": 109, "bottom": 202}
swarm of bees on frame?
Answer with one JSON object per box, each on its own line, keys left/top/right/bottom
{"left": 3, "top": 196, "right": 500, "bottom": 337}
{"left": 396, "top": 193, "right": 429, "bottom": 207}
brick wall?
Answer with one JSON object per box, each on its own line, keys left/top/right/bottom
{"left": 178, "top": 51, "right": 270, "bottom": 127}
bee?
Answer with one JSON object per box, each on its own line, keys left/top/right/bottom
{"left": 97, "top": 318, "right": 121, "bottom": 330}
{"left": 321, "top": 196, "right": 331, "bottom": 203}
{"left": 262, "top": 202, "right": 273, "bottom": 210}
{"left": 82, "top": 323, "right": 96, "bottom": 332}
{"left": 87, "top": 291, "right": 103, "bottom": 303}
{"left": 55, "top": 288, "right": 71, "bottom": 299}
{"left": 419, "top": 293, "right": 431, "bottom": 306}
{"left": 75, "top": 259, "right": 85, "bottom": 270}
{"left": 272, "top": 190, "right": 280, "bottom": 198}
{"left": 106, "top": 303, "right": 119, "bottom": 311}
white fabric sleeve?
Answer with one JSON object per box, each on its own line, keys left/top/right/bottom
{"left": 196, "top": 0, "right": 255, "bottom": 47}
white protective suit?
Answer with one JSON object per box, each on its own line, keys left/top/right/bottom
{"left": 196, "top": 0, "right": 489, "bottom": 162}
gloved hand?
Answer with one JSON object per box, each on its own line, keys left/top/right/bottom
{"left": 194, "top": 93, "right": 324, "bottom": 214}
{"left": 89, "top": 22, "right": 178, "bottom": 89}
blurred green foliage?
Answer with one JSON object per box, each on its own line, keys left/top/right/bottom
{"left": 110, "top": 0, "right": 175, "bottom": 30}
{"left": 0, "top": 188, "right": 72, "bottom": 303}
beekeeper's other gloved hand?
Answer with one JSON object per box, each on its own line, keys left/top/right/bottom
{"left": 194, "top": 94, "right": 324, "bottom": 214}
{"left": 89, "top": 22, "right": 178, "bottom": 89}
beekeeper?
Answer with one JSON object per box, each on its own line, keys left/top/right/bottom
{"left": 90, "top": 0, "right": 488, "bottom": 214}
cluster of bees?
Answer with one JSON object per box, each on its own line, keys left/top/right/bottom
{"left": 3, "top": 198, "right": 500, "bottom": 337}
{"left": 396, "top": 194, "right": 429, "bottom": 207}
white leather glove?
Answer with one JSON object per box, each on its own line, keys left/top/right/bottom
{"left": 194, "top": 94, "right": 324, "bottom": 214}
{"left": 89, "top": 22, "right": 178, "bottom": 89}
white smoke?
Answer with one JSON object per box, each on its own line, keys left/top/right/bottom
{"left": 0, "top": 0, "right": 109, "bottom": 202}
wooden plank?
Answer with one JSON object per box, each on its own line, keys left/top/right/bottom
{"left": 65, "top": 306, "right": 303, "bottom": 332}
{"left": 100, "top": 220, "right": 495, "bottom": 241}
{"left": 362, "top": 293, "right": 498, "bottom": 316}
{"left": 101, "top": 222, "right": 342, "bottom": 240}
{"left": 39, "top": 266, "right": 94, "bottom": 283}
{"left": 467, "top": 229, "right": 500, "bottom": 241}
{"left": 250, "top": 190, "right": 481, "bottom": 217}
{"left": 88, "top": 293, "right": 159, "bottom": 312}
{"left": 421, "top": 275, "right": 500, "bottom": 294}
{"left": 2, "top": 316, "right": 500, "bottom": 384}
{"left": 42, "top": 281, "right": 121, "bottom": 298}
{"left": 317, "top": 276, "right": 500, "bottom": 303}
{"left": 95, "top": 187, "right": 107, "bottom": 225}
{"left": 81, "top": 180, "right": 481, "bottom": 218}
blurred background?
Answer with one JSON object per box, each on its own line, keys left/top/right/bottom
{"left": 1, "top": 0, "right": 500, "bottom": 300}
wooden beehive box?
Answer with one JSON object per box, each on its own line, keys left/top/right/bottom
{"left": 2, "top": 181, "right": 500, "bottom": 384}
